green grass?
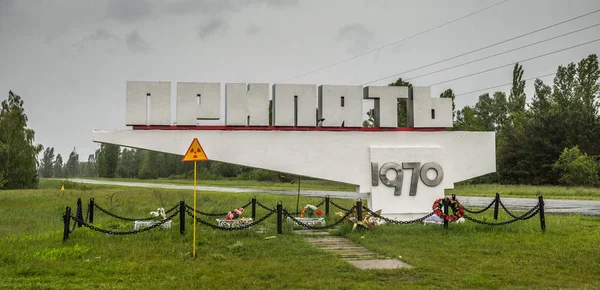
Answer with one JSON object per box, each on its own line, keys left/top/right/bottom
{"left": 71, "top": 177, "right": 357, "bottom": 192}
{"left": 448, "top": 183, "right": 600, "bottom": 200}
{"left": 1, "top": 180, "right": 599, "bottom": 289}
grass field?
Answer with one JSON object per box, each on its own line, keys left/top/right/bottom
{"left": 1, "top": 180, "right": 599, "bottom": 289}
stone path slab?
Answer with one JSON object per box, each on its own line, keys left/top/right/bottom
{"left": 295, "top": 229, "right": 413, "bottom": 270}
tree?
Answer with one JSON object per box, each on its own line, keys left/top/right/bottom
{"left": 454, "top": 106, "right": 484, "bottom": 131}
{"left": 439, "top": 89, "right": 456, "bottom": 121}
{"left": 53, "top": 154, "right": 64, "bottom": 178}
{"left": 86, "top": 154, "right": 97, "bottom": 177}
{"left": 40, "top": 147, "right": 55, "bottom": 178}
{"left": 97, "top": 144, "right": 119, "bottom": 178}
{"left": 507, "top": 63, "right": 526, "bottom": 115}
{"left": 473, "top": 92, "right": 508, "bottom": 131}
{"left": 117, "top": 148, "right": 138, "bottom": 178}
{"left": 497, "top": 54, "right": 600, "bottom": 184}
{"left": 553, "top": 146, "right": 599, "bottom": 186}
{"left": 268, "top": 100, "right": 273, "bottom": 126}
{"left": 138, "top": 150, "right": 158, "bottom": 179}
{"left": 362, "top": 109, "right": 375, "bottom": 127}
{"left": 0, "top": 91, "right": 43, "bottom": 189}
{"left": 66, "top": 147, "right": 79, "bottom": 177}
{"left": 388, "top": 78, "right": 412, "bottom": 127}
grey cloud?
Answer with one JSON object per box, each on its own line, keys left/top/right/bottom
{"left": 126, "top": 29, "right": 150, "bottom": 53}
{"left": 198, "top": 18, "right": 228, "bottom": 39}
{"left": 106, "top": 0, "right": 152, "bottom": 23}
{"left": 74, "top": 28, "right": 120, "bottom": 51}
{"left": 245, "top": 24, "right": 261, "bottom": 35}
{"left": 336, "top": 23, "right": 374, "bottom": 54}
{"left": 261, "top": 0, "right": 299, "bottom": 8}
{"left": 0, "top": 0, "right": 15, "bottom": 9}
{"left": 166, "top": 0, "right": 240, "bottom": 16}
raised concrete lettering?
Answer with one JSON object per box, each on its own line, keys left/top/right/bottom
{"left": 176, "top": 82, "right": 220, "bottom": 125}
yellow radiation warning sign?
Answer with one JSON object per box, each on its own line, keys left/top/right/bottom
{"left": 182, "top": 138, "right": 208, "bottom": 162}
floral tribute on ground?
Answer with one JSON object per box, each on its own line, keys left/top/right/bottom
{"left": 217, "top": 207, "right": 252, "bottom": 228}
{"left": 300, "top": 204, "right": 323, "bottom": 218}
{"left": 149, "top": 207, "right": 166, "bottom": 221}
{"left": 226, "top": 207, "right": 245, "bottom": 220}
{"left": 432, "top": 198, "right": 465, "bottom": 221}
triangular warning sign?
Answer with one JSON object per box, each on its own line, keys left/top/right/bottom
{"left": 182, "top": 138, "right": 208, "bottom": 162}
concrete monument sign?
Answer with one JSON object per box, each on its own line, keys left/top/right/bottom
{"left": 93, "top": 81, "right": 495, "bottom": 220}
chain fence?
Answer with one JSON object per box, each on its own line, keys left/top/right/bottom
{"left": 185, "top": 201, "right": 252, "bottom": 217}
{"left": 362, "top": 207, "right": 436, "bottom": 224}
{"left": 94, "top": 203, "right": 179, "bottom": 222}
{"left": 256, "top": 201, "right": 276, "bottom": 212}
{"left": 62, "top": 194, "right": 547, "bottom": 241}
{"left": 498, "top": 200, "right": 521, "bottom": 219}
{"left": 283, "top": 206, "right": 356, "bottom": 230}
{"left": 185, "top": 208, "right": 275, "bottom": 231}
{"left": 330, "top": 200, "right": 350, "bottom": 211}
{"left": 456, "top": 198, "right": 496, "bottom": 214}
{"left": 463, "top": 204, "right": 540, "bottom": 226}
{"left": 70, "top": 210, "right": 179, "bottom": 235}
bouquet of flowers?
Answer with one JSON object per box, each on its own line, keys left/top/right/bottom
{"left": 149, "top": 207, "right": 166, "bottom": 221}
{"left": 301, "top": 204, "right": 323, "bottom": 218}
{"left": 226, "top": 207, "right": 245, "bottom": 220}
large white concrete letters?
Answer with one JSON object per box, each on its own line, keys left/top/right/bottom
{"left": 363, "top": 86, "right": 408, "bottom": 127}
{"left": 225, "top": 83, "right": 269, "bottom": 126}
{"left": 126, "top": 81, "right": 170, "bottom": 126}
{"left": 409, "top": 87, "right": 453, "bottom": 128}
{"left": 103, "top": 79, "right": 496, "bottom": 220}
{"left": 272, "top": 84, "right": 316, "bottom": 127}
{"left": 176, "top": 82, "right": 220, "bottom": 125}
{"left": 318, "top": 85, "right": 362, "bottom": 127}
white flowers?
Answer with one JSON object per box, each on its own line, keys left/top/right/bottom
{"left": 149, "top": 207, "right": 166, "bottom": 220}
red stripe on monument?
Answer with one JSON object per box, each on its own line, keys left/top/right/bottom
{"left": 131, "top": 125, "right": 446, "bottom": 132}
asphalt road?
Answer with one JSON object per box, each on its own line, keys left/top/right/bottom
{"left": 70, "top": 179, "right": 600, "bottom": 216}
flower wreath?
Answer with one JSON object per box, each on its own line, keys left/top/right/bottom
{"left": 300, "top": 204, "right": 323, "bottom": 218}
{"left": 432, "top": 198, "right": 465, "bottom": 221}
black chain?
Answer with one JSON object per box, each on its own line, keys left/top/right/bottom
{"left": 256, "top": 201, "right": 276, "bottom": 212}
{"left": 185, "top": 201, "right": 252, "bottom": 217}
{"left": 71, "top": 202, "right": 92, "bottom": 233}
{"left": 463, "top": 204, "right": 540, "bottom": 226}
{"left": 498, "top": 200, "right": 521, "bottom": 219}
{"left": 283, "top": 206, "right": 356, "bottom": 230}
{"left": 315, "top": 199, "right": 326, "bottom": 208}
{"left": 185, "top": 208, "right": 275, "bottom": 231}
{"left": 362, "top": 206, "right": 435, "bottom": 224}
{"left": 84, "top": 203, "right": 90, "bottom": 223}
{"left": 330, "top": 200, "right": 350, "bottom": 211}
{"left": 70, "top": 206, "right": 80, "bottom": 233}
{"left": 455, "top": 198, "right": 496, "bottom": 214}
{"left": 164, "top": 203, "right": 179, "bottom": 214}
{"left": 70, "top": 210, "right": 179, "bottom": 235}
{"left": 94, "top": 203, "right": 178, "bottom": 221}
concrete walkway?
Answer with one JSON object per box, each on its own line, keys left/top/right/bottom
{"left": 69, "top": 179, "right": 600, "bottom": 215}
{"left": 295, "top": 229, "right": 412, "bottom": 270}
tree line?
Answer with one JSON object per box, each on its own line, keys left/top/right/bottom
{"left": 37, "top": 144, "right": 299, "bottom": 183}
{"left": 1, "top": 54, "right": 598, "bottom": 189}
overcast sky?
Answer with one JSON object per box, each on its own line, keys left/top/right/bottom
{"left": 1, "top": 0, "right": 599, "bottom": 160}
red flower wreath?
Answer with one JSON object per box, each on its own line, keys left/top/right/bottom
{"left": 432, "top": 198, "right": 465, "bottom": 221}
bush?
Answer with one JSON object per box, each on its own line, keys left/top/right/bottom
{"left": 553, "top": 146, "right": 600, "bottom": 186}
{"left": 211, "top": 162, "right": 242, "bottom": 178}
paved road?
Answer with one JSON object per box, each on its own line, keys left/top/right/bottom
{"left": 70, "top": 179, "right": 600, "bottom": 216}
